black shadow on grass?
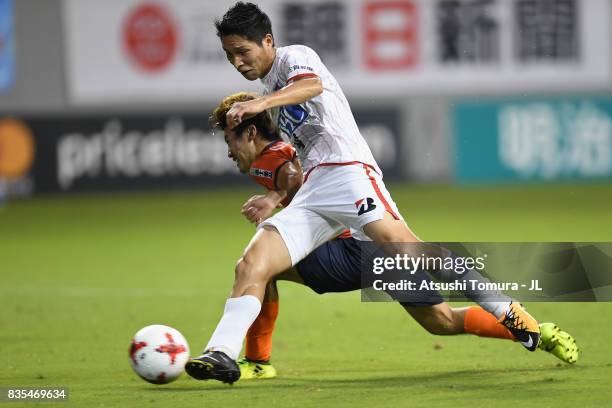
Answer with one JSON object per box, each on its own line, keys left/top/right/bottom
{"left": 144, "top": 364, "right": 593, "bottom": 393}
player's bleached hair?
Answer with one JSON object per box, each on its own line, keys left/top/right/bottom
{"left": 211, "top": 92, "right": 280, "bottom": 142}
{"left": 215, "top": 2, "right": 274, "bottom": 45}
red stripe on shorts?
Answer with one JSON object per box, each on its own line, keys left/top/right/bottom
{"left": 363, "top": 164, "right": 400, "bottom": 220}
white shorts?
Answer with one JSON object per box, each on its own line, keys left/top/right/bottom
{"left": 258, "top": 163, "right": 403, "bottom": 266}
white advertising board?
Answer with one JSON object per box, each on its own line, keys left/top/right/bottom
{"left": 62, "top": 0, "right": 612, "bottom": 104}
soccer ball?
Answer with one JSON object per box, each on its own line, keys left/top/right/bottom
{"left": 128, "top": 324, "right": 190, "bottom": 384}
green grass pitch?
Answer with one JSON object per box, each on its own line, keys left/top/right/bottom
{"left": 1, "top": 183, "right": 612, "bottom": 407}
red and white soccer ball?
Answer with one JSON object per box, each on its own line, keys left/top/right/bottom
{"left": 129, "top": 325, "right": 190, "bottom": 384}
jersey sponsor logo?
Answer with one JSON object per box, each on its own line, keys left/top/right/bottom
{"left": 278, "top": 104, "right": 308, "bottom": 151}
{"left": 288, "top": 64, "right": 314, "bottom": 73}
{"left": 250, "top": 167, "right": 273, "bottom": 179}
{"left": 356, "top": 197, "right": 377, "bottom": 216}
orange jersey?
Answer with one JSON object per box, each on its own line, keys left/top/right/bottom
{"left": 249, "top": 141, "right": 297, "bottom": 207}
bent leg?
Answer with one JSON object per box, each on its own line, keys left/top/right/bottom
{"left": 364, "top": 213, "right": 514, "bottom": 322}
{"left": 402, "top": 303, "right": 514, "bottom": 340}
{"left": 205, "top": 200, "right": 342, "bottom": 361}
{"left": 206, "top": 227, "right": 292, "bottom": 360}
{"left": 243, "top": 236, "right": 362, "bottom": 365}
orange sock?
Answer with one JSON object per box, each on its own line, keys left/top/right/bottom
{"left": 464, "top": 306, "right": 515, "bottom": 341}
{"left": 245, "top": 301, "right": 279, "bottom": 362}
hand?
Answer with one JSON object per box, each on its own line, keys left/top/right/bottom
{"left": 226, "top": 98, "right": 268, "bottom": 129}
{"left": 241, "top": 194, "right": 278, "bottom": 225}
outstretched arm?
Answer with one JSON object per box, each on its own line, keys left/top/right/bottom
{"left": 227, "top": 78, "right": 323, "bottom": 127}
{"left": 260, "top": 77, "right": 323, "bottom": 111}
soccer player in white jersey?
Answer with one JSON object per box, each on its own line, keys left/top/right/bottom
{"left": 212, "top": 92, "right": 579, "bottom": 381}
{"left": 185, "top": 2, "right": 542, "bottom": 384}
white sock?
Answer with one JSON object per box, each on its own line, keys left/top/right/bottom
{"left": 480, "top": 301, "right": 511, "bottom": 319}
{"left": 205, "top": 295, "right": 262, "bottom": 360}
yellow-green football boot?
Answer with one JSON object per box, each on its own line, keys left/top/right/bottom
{"left": 538, "top": 323, "right": 579, "bottom": 364}
{"left": 237, "top": 358, "right": 277, "bottom": 380}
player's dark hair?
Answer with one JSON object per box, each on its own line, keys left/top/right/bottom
{"left": 211, "top": 92, "right": 280, "bottom": 142}
{"left": 215, "top": 2, "right": 274, "bottom": 45}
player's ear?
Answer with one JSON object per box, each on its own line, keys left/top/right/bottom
{"left": 262, "top": 34, "right": 274, "bottom": 48}
{"left": 247, "top": 125, "right": 257, "bottom": 142}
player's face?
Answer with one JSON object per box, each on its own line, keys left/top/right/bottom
{"left": 224, "top": 128, "right": 256, "bottom": 173}
{"left": 221, "top": 34, "right": 275, "bottom": 80}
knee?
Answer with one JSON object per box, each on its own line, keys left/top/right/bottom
{"left": 234, "top": 255, "right": 268, "bottom": 285}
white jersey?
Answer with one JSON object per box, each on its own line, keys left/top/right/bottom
{"left": 261, "top": 45, "right": 379, "bottom": 173}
